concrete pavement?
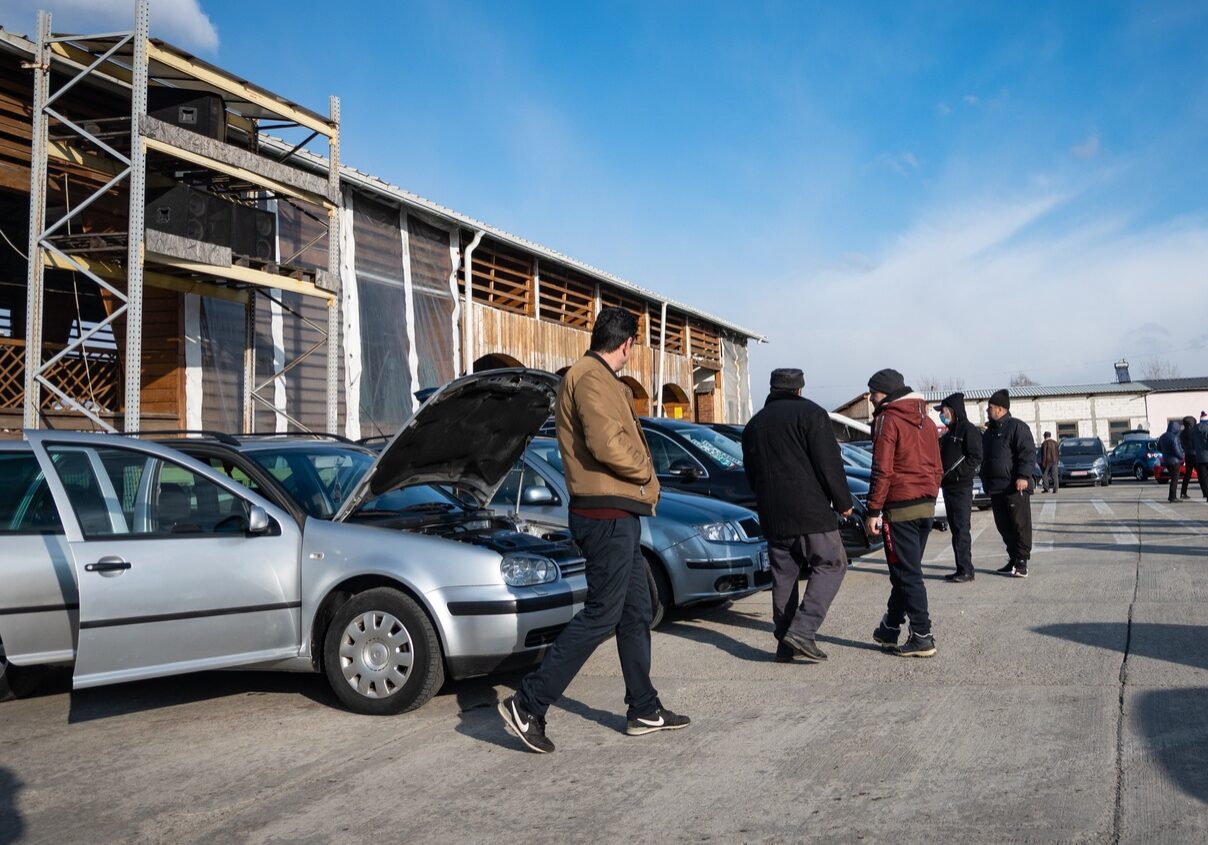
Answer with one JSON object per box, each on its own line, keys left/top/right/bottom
{"left": 1, "top": 483, "right": 1206, "bottom": 843}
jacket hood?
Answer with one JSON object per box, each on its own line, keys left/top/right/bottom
{"left": 334, "top": 368, "right": 560, "bottom": 520}
{"left": 876, "top": 392, "right": 930, "bottom": 426}
{"left": 937, "top": 392, "right": 969, "bottom": 422}
{"left": 1167, "top": 420, "right": 1183, "bottom": 437}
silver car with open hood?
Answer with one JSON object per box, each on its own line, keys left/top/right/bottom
{"left": 0, "top": 369, "right": 585, "bottom": 715}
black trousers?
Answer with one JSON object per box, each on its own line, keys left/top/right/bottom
{"left": 882, "top": 518, "right": 932, "bottom": 636}
{"left": 1199, "top": 463, "right": 1208, "bottom": 499}
{"left": 990, "top": 491, "right": 1032, "bottom": 563}
{"left": 1180, "top": 459, "right": 1194, "bottom": 498}
{"left": 516, "top": 513, "right": 658, "bottom": 719}
{"left": 1167, "top": 462, "right": 1181, "bottom": 502}
{"left": 767, "top": 529, "right": 848, "bottom": 642}
{"left": 941, "top": 483, "right": 974, "bottom": 576}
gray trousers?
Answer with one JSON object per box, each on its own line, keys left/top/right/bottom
{"left": 768, "top": 529, "right": 848, "bottom": 641}
{"left": 1042, "top": 464, "right": 1058, "bottom": 492}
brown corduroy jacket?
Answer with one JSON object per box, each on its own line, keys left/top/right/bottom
{"left": 556, "top": 352, "right": 661, "bottom": 516}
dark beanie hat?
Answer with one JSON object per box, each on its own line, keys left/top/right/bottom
{"left": 988, "top": 388, "right": 1010, "bottom": 409}
{"left": 770, "top": 368, "right": 805, "bottom": 391}
{"left": 867, "top": 368, "right": 906, "bottom": 395}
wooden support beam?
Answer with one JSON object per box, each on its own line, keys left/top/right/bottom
{"left": 146, "top": 251, "right": 334, "bottom": 300}
{"left": 43, "top": 250, "right": 249, "bottom": 303}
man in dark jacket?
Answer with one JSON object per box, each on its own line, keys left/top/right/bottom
{"left": 936, "top": 392, "right": 983, "bottom": 582}
{"left": 1158, "top": 420, "right": 1185, "bottom": 503}
{"left": 1195, "top": 413, "right": 1208, "bottom": 500}
{"left": 1179, "top": 416, "right": 1197, "bottom": 500}
{"left": 865, "top": 369, "right": 943, "bottom": 658}
{"left": 980, "top": 389, "right": 1036, "bottom": 578}
{"left": 743, "top": 368, "right": 853, "bottom": 663}
{"left": 1039, "top": 432, "right": 1060, "bottom": 494}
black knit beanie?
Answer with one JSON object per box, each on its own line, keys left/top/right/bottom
{"left": 867, "top": 368, "right": 906, "bottom": 395}
{"left": 988, "top": 389, "right": 1010, "bottom": 410}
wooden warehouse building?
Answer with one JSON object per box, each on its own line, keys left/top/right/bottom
{"left": 0, "top": 10, "right": 762, "bottom": 438}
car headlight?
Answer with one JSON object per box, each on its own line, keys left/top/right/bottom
{"left": 697, "top": 521, "right": 742, "bottom": 543}
{"left": 500, "top": 553, "right": 558, "bottom": 587}
{"left": 1093, "top": 458, "right": 1106, "bottom": 470}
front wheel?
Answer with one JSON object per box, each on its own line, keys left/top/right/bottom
{"left": 322, "top": 588, "right": 444, "bottom": 715}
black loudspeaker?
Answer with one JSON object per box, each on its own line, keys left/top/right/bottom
{"left": 147, "top": 87, "right": 226, "bottom": 141}
{"left": 230, "top": 204, "right": 276, "bottom": 262}
{"left": 144, "top": 183, "right": 231, "bottom": 246}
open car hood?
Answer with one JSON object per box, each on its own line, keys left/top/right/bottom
{"left": 335, "top": 369, "right": 560, "bottom": 521}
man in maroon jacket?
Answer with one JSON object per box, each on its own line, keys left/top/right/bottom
{"left": 864, "top": 369, "right": 944, "bottom": 657}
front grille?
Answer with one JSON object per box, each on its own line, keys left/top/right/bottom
{"left": 525, "top": 624, "right": 566, "bottom": 648}
{"left": 738, "top": 517, "right": 762, "bottom": 539}
{"left": 558, "top": 557, "right": 586, "bottom": 577}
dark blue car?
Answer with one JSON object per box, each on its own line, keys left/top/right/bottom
{"left": 1106, "top": 438, "right": 1162, "bottom": 480}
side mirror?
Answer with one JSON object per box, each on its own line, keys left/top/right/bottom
{"left": 668, "top": 460, "right": 702, "bottom": 479}
{"left": 520, "top": 485, "right": 555, "bottom": 506}
{"left": 248, "top": 505, "right": 272, "bottom": 534}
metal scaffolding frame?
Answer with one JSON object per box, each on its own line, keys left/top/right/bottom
{"left": 21, "top": 0, "right": 341, "bottom": 433}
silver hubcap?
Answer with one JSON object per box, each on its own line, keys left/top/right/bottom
{"left": 339, "top": 610, "right": 414, "bottom": 699}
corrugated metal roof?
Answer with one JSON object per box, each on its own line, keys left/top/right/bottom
{"left": 921, "top": 383, "right": 1149, "bottom": 402}
{"left": 260, "top": 137, "right": 766, "bottom": 341}
{"left": 1136, "top": 377, "right": 1208, "bottom": 392}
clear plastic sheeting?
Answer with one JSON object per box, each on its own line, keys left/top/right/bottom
{"left": 722, "top": 337, "right": 751, "bottom": 423}
{"left": 198, "top": 296, "right": 245, "bottom": 432}
{"left": 407, "top": 214, "right": 456, "bottom": 389}
{"left": 354, "top": 196, "right": 412, "bottom": 432}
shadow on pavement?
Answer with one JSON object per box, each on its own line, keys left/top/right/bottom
{"left": 0, "top": 768, "right": 23, "bottom": 845}
{"left": 1034, "top": 622, "right": 1208, "bottom": 672}
{"left": 66, "top": 670, "right": 336, "bottom": 723}
{"left": 1133, "top": 688, "right": 1208, "bottom": 805}
{"left": 449, "top": 671, "right": 525, "bottom": 751}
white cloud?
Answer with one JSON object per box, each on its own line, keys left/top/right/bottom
{"left": 741, "top": 193, "right": 1208, "bottom": 408}
{"left": 936, "top": 102, "right": 952, "bottom": 116}
{"left": 1072, "top": 133, "right": 1101, "bottom": 159}
{"left": 873, "top": 151, "right": 920, "bottom": 175}
{"left": 963, "top": 94, "right": 980, "bottom": 105}
{"left": 6, "top": 0, "right": 219, "bottom": 53}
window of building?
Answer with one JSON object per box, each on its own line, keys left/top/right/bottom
{"left": 0, "top": 307, "right": 11, "bottom": 337}
{"left": 1056, "top": 422, "right": 1078, "bottom": 441}
{"left": 1107, "top": 420, "right": 1130, "bottom": 446}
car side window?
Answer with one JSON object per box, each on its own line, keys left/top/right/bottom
{"left": 0, "top": 452, "right": 64, "bottom": 534}
{"left": 492, "top": 462, "right": 558, "bottom": 508}
{"left": 204, "top": 456, "right": 263, "bottom": 493}
{"left": 46, "top": 445, "right": 251, "bottom": 538}
{"left": 646, "top": 431, "right": 695, "bottom": 475}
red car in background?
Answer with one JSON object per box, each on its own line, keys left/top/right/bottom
{"left": 1153, "top": 462, "right": 1200, "bottom": 484}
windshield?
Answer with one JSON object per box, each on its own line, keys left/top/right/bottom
{"left": 669, "top": 425, "right": 745, "bottom": 468}
{"left": 1060, "top": 439, "right": 1104, "bottom": 457}
{"left": 841, "top": 443, "right": 873, "bottom": 468}
{"left": 528, "top": 439, "right": 565, "bottom": 475}
{"left": 248, "top": 446, "right": 373, "bottom": 518}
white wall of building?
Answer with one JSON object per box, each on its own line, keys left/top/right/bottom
{"left": 1144, "top": 391, "right": 1208, "bottom": 433}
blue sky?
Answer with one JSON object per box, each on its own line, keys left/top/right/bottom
{"left": 11, "top": 1, "right": 1208, "bottom": 408}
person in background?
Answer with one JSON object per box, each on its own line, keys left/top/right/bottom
{"left": 1158, "top": 420, "right": 1185, "bottom": 504}
{"left": 864, "top": 368, "right": 943, "bottom": 658}
{"left": 1179, "top": 416, "right": 1197, "bottom": 500}
{"left": 1039, "top": 432, "right": 1060, "bottom": 494}
{"left": 742, "top": 368, "right": 854, "bottom": 663}
{"left": 980, "top": 389, "right": 1036, "bottom": 578}
{"left": 935, "top": 392, "right": 982, "bottom": 583}
{"left": 1194, "top": 413, "right": 1208, "bottom": 501}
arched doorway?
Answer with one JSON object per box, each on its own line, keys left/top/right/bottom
{"left": 473, "top": 352, "right": 523, "bottom": 371}
{"left": 661, "top": 383, "right": 691, "bottom": 420}
{"left": 620, "top": 376, "right": 650, "bottom": 417}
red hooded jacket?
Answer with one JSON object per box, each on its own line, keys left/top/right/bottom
{"left": 867, "top": 392, "right": 943, "bottom": 517}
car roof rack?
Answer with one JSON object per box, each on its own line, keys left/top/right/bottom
{"left": 138, "top": 429, "right": 241, "bottom": 446}
{"left": 233, "top": 431, "right": 356, "bottom": 444}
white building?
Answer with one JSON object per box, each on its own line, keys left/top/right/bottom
{"left": 834, "top": 377, "right": 1208, "bottom": 445}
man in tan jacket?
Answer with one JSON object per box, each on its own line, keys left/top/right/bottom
{"left": 500, "top": 307, "right": 690, "bottom": 753}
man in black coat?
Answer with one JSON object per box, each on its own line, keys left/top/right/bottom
{"left": 743, "top": 368, "right": 853, "bottom": 663}
{"left": 980, "top": 389, "right": 1037, "bottom": 579}
{"left": 935, "top": 392, "right": 983, "bottom": 582}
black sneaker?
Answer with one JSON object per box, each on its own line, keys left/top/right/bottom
{"left": 780, "top": 631, "right": 828, "bottom": 661}
{"left": 996, "top": 560, "right": 1017, "bottom": 574}
{"left": 872, "top": 615, "right": 901, "bottom": 650}
{"left": 498, "top": 695, "right": 554, "bottom": 754}
{"left": 775, "top": 641, "right": 796, "bottom": 663}
{"left": 626, "top": 706, "right": 691, "bottom": 736}
{"left": 944, "top": 572, "right": 974, "bottom": 583}
{"left": 1011, "top": 562, "right": 1029, "bottom": 578}
{"left": 896, "top": 632, "right": 937, "bottom": 658}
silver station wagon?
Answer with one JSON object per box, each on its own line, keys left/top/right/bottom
{"left": 0, "top": 370, "right": 589, "bottom": 715}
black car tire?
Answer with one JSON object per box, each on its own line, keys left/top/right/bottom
{"left": 322, "top": 588, "right": 444, "bottom": 716}
{"left": 644, "top": 555, "right": 671, "bottom": 629}
{"left": 1133, "top": 464, "right": 1145, "bottom": 481}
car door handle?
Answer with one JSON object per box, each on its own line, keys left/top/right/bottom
{"left": 85, "top": 557, "right": 132, "bottom": 573}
